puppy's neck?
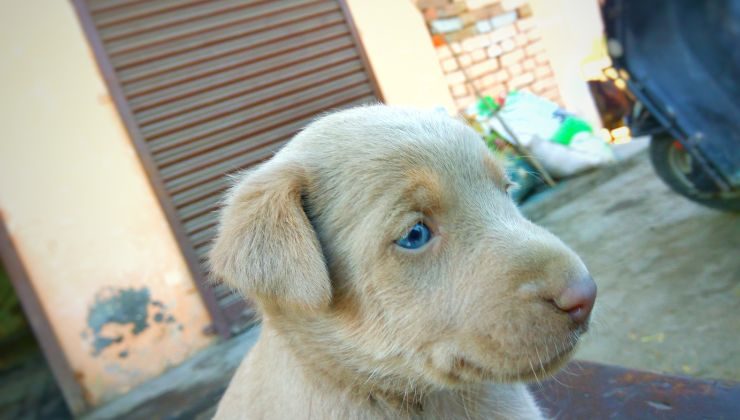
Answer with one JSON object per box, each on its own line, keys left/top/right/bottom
{"left": 260, "top": 312, "right": 435, "bottom": 415}
{"left": 246, "top": 315, "right": 541, "bottom": 419}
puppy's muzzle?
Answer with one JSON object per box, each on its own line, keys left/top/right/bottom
{"left": 551, "top": 274, "right": 597, "bottom": 325}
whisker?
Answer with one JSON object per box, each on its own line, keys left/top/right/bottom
{"left": 527, "top": 356, "right": 541, "bottom": 385}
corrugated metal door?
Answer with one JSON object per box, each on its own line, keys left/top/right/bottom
{"left": 74, "top": 0, "right": 381, "bottom": 335}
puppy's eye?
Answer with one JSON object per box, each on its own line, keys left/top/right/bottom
{"left": 395, "top": 222, "right": 432, "bottom": 249}
{"left": 505, "top": 182, "right": 518, "bottom": 194}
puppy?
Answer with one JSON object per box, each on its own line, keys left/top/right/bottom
{"left": 210, "top": 105, "right": 596, "bottom": 419}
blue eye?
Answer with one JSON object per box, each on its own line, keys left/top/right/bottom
{"left": 395, "top": 222, "right": 432, "bottom": 249}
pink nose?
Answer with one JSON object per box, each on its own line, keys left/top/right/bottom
{"left": 554, "top": 274, "right": 597, "bottom": 324}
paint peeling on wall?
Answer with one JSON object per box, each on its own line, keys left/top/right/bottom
{"left": 82, "top": 287, "right": 183, "bottom": 357}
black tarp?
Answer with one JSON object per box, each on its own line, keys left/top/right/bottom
{"left": 603, "top": 0, "right": 740, "bottom": 187}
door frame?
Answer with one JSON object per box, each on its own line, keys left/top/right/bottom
{"left": 0, "top": 213, "right": 88, "bottom": 414}
{"left": 69, "top": 0, "right": 383, "bottom": 337}
{"left": 70, "top": 0, "right": 232, "bottom": 338}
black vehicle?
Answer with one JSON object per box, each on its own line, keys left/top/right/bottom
{"left": 602, "top": 0, "right": 740, "bottom": 211}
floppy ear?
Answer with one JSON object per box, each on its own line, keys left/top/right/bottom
{"left": 209, "top": 160, "right": 331, "bottom": 310}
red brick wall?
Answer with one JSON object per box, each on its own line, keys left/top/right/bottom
{"left": 416, "top": 0, "right": 562, "bottom": 111}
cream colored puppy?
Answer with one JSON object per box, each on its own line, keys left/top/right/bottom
{"left": 210, "top": 105, "right": 596, "bottom": 419}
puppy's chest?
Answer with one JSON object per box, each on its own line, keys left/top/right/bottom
{"left": 411, "top": 387, "right": 541, "bottom": 420}
{"left": 413, "top": 392, "right": 491, "bottom": 420}
{"left": 338, "top": 396, "right": 489, "bottom": 420}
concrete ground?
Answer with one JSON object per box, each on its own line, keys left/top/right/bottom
{"left": 522, "top": 146, "right": 740, "bottom": 382}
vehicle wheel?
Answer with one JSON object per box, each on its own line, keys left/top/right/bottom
{"left": 649, "top": 135, "right": 740, "bottom": 212}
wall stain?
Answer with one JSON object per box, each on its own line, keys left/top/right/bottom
{"left": 82, "top": 287, "right": 183, "bottom": 357}
{"left": 85, "top": 287, "right": 150, "bottom": 356}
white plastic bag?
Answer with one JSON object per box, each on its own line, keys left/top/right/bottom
{"left": 530, "top": 133, "right": 614, "bottom": 178}
{"left": 477, "top": 91, "right": 614, "bottom": 178}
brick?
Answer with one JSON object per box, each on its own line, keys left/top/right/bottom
{"left": 423, "top": 8, "right": 438, "bottom": 21}
{"left": 476, "top": 73, "right": 506, "bottom": 94}
{"left": 471, "top": 48, "right": 488, "bottom": 62}
{"left": 471, "top": 78, "right": 485, "bottom": 91}
{"left": 542, "top": 85, "right": 560, "bottom": 95}
{"left": 455, "top": 95, "right": 476, "bottom": 109}
{"left": 500, "top": 38, "right": 516, "bottom": 52}
{"left": 475, "top": 19, "right": 492, "bottom": 33}
{"left": 417, "top": 0, "right": 452, "bottom": 9}
{"left": 484, "top": 2, "right": 505, "bottom": 16}
{"left": 533, "top": 77, "right": 557, "bottom": 93}
{"left": 465, "top": 0, "right": 502, "bottom": 9}
{"left": 534, "top": 65, "right": 552, "bottom": 78}
{"left": 451, "top": 83, "right": 470, "bottom": 98}
{"left": 500, "top": 49, "right": 524, "bottom": 66}
{"left": 516, "top": 17, "right": 536, "bottom": 32}
{"left": 478, "top": 73, "right": 499, "bottom": 87}
{"left": 444, "top": 26, "right": 479, "bottom": 42}
{"left": 489, "top": 25, "right": 517, "bottom": 43}
{"left": 470, "top": 4, "right": 504, "bottom": 19}
{"left": 441, "top": 57, "right": 459, "bottom": 72}
{"left": 435, "top": 2, "right": 469, "bottom": 18}
{"left": 436, "top": 45, "right": 452, "bottom": 59}
{"left": 535, "top": 51, "right": 549, "bottom": 64}
{"left": 462, "top": 34, "right": 490, "bottom": 51}
{"left": 489, "top": 11, "right": 517, "bottom": 29}
{"left": 541, "top": 87, "right": 561, "bottom": 102}
{"left": 516, "top": 4, "right": 533, "bottom": 18}
{"left": 458, "top": 53, "right": 474, "bottom": 66}
{"left": 515, "top": 34, "right": 528, "bottom": 47}
{"left": 446, "top": 71, "right": 466, "bottom": 84}
{"left": 487, "top": 44, "right": 503, "bottom": 58}
{"left": 502, "top": 0, "right": 525, "bottom": 11}
{"left": 526, "top": 28, "right": 542, "bottom": 42}
{"left": 507, "top": 63, "right": 523, "bottom": 76}
{"left": 460, "top": 12, "right": 478, "bottom": 26}
{"left": 494, "top": 69, "right": 510, "bottom": 82}
{"left": 525, "top": 40, "right": 546, "bottom": 56}
{"left": 431, "top": 17, "right": 464, "bottom": 33}
{"left": 481, "top": 70, "right": 504, "bottom": 88}
{"left": 470, "top": 8, "right": 492, "bottom": 20}
{"left": 482, "top": 84, "right": 507, "bottom": 99}
{"left": 469, "top": 58, "right": 500, "bottom": 77}
{"left": 522, "top": 58, "right": 536, "bottom": 70}
{"left": 509, "top": 72, "right": 535, "bottom": 89}
{"left": 532, "top": 79, "right": 548, "bottom": 93}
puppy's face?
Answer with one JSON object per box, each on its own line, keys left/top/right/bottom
{"left": 210, "top": 106, "right": 595, "bottom": 389}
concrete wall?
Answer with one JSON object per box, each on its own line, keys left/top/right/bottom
{"left": 0, "top": 2, "right": 213, "bottom": 407}
{"left": 529, "top": 0, "right": 603, "bottom": 127}
{"left": 345, "top": 0, "right": 457, "bottom": 113}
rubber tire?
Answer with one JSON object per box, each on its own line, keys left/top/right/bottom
{"left": 649, "top": 136, "right": 740, "bottom": 212}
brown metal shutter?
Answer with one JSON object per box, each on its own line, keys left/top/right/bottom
{"left": 73, "top": 0, "right": 380, "bottom": 335}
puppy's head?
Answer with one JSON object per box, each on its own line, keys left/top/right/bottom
{"left": 210, "top": 105, "right": 596, "bottom": 387}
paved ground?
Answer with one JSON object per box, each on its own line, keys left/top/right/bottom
{"left": 522, "top": 147, "right": 740, "bottom": 382}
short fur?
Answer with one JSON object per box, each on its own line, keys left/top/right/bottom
{"left": 210, "top": 105, "right": 593, "bottom": 419}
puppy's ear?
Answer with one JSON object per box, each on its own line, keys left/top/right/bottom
{"left": 209, "top": 160, "right": 330, "bottom": 310}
